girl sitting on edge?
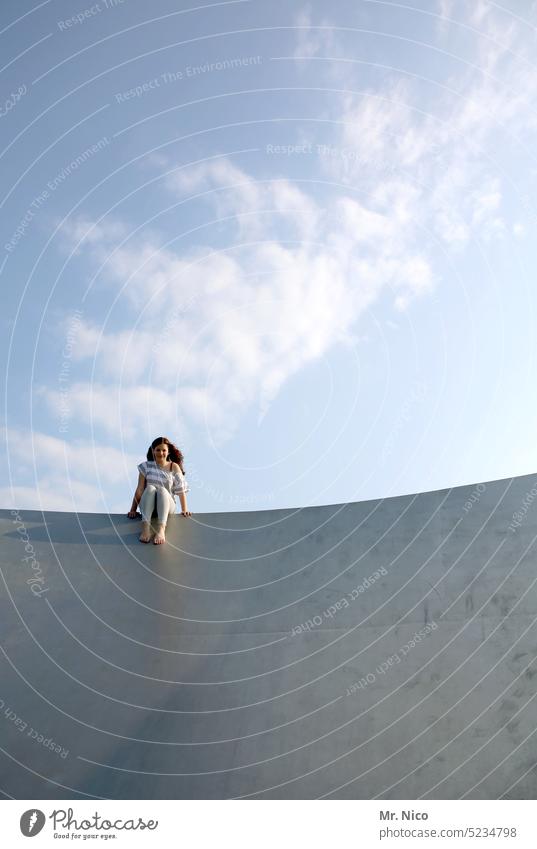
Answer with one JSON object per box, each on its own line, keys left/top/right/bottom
{"left": 127, "top": 436, "right": 191, "bottom": 545}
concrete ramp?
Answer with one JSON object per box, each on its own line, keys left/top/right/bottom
{"left": 1, "top": 473, "right": 537, "bottom": 799}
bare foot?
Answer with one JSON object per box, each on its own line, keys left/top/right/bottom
{"left": 153, "top": 523, "right": 166, "bottom": 545}
{"left": 139, "top": 522, "right": 152, "bottom": 543}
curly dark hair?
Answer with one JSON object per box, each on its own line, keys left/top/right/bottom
{"left": 146, "top": 436, "right": 185, "bottom": 475}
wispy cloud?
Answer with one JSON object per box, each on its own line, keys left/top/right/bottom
{"left": 47, "top": 1, "right": 537, "bottom": 450}
{"left": 1, "top": 427, "right": 139, "bottom": 512}
{"left": 55, "top": 150, "right": 434, "bottom": 442}
{"left": 293, "top": 3, "right": 339, "bottom": 62}
{"left": 316, "top": 0, "right": 537, "bottom": 251}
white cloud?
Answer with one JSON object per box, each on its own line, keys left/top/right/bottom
{"left": 3, "top": 426, "right": 138, "bottom": 481}
{"left": 167, "top": 157, "right": 320, "bottom": 241}
{"left": 315, "top": 1, "right": 537, "bottom": 253}
{"left": 38, "top": 382, "right": 192, "bottom": 441}
{"left": 470, "top": 0, "right": 491, "bottom": 28}
{"left": 293, "top": 4, "right": 339, "bottom": 63}
{"left": 56, "top": 152, "right": 434, "bottom": 443}
{"left": 1, "top": 427, "right": 142, "bottom": 512}
{"left": 513, "top": 221, "right": 526, "bottom": 238}
{"left": 50, "top": 2, "right": 537, "bottom": 447}
{"left": 60, "top": 216, "right": 128, "bottom": 253}
{"left": 0, "top": 483, "right": 103, "bottom": 512}
{"left": 437, "top": 0, "right": 456, "bottom": 34}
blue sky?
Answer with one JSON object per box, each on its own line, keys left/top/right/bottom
{"left": 2, "top": 0, "right": 537, "bottom": 515}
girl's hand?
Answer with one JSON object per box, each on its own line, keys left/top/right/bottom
{"left": 127, "top": 510, "right": 138, "bottom": 519}
{"left": 181, "top": 511, "right": 192, "bottom": 518}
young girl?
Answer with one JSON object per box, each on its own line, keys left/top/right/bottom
{"left": 127, "top": 436, "right": 191, "bottom": 545}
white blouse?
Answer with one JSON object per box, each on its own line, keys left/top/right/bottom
{"left": 137, "top": 460, "right": 189, "bottom": 496}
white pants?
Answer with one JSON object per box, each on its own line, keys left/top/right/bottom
{"left": 139, "top": 485, "right": 176, "bottom": 524}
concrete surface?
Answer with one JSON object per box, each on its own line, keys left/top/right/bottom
{"left": 1, "top": 472, "right": 537, "bottom": 799}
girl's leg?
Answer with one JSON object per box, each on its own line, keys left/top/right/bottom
{"left": 154, "top": 489, "right": 176, "bottom": 544}
{"left": 139, "top": 485, "right": 157, "bottom": 541}
{"left": 156, "top": 488, "right": 176, "bottom": 523}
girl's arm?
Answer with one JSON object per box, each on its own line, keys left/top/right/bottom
{"left": 128, "top": 472, "right": 146, "bottom": 518}
{"left": 178, "top": 490, "right": 192, "bottom": 517}
{"left": 171, "top": 463, "right": 192, "bottom": 517}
